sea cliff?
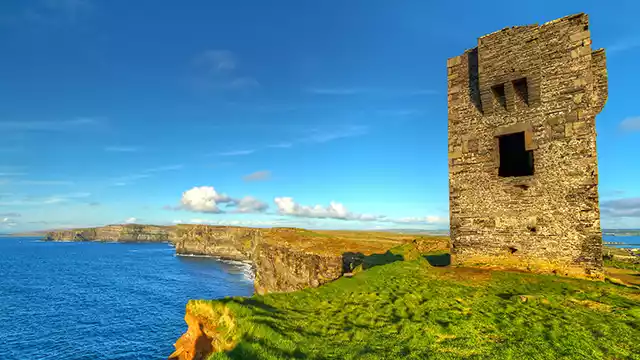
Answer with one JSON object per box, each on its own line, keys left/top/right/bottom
{"left": 43, "top": 224, "right": 175, "bottom": 243}
{"left": 42, "top": 224, "right": 426, "bottom": 294}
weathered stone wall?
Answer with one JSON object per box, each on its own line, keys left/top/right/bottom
{"left": 447, "top": 13, "right": 607, "bottom": 278}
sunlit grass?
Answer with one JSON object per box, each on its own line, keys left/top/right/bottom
{"left": 196, "top": 251, "right": 640, "bottom": 360}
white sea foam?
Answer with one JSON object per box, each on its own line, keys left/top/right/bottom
{"left": 175, "top": 253, "right": 255, "bottom": 282}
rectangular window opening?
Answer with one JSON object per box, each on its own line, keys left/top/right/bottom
{"left": 513, "top": 77, "right": 529, "bottom": 105}
{"left": 491, "top": 84, "right": 506, "bottom": 109}
{"left": 498, "top": 131, "right": 534, "bottom": 177}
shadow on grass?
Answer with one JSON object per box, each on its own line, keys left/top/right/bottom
{"left": 226, "top": 334, "right": 307, "bottom": 360}
{"left": 342, "top": 251, "right": 404, "bottom": 272}
{"left": 423, "top": 253, "right": 451, "bottom": 267}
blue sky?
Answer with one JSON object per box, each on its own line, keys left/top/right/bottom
{"left": 1, "top": 0, "right": 639, "bottom": 232}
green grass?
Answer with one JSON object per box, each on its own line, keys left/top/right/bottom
{"left": 196, "top": 253, "right": 640, "bottom": 360}
{"left": 605, "top": 258, "right": 640, "bottom": 272}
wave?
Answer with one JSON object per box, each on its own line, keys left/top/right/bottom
{"left": 175, "top": 253, "right": 255, "bottom": 282}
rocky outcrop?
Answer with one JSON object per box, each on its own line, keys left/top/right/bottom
{"left": 173, "top": 225, "right": 261, "bottom": 261}
{"left": 253, "top": 243, "right": 344, "bottom": 295}
{"left": 43, "top": 224, "right": 174, "bottom": 243}
{"left": 169, "top": 300, "right": 238, "bottom": 360}
{"left": 42, "top": 224, "right": 446, "bottom": 297}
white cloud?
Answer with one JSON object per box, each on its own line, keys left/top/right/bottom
{"left": 601, "top": 197, "right": 640, "bottom": 218}
{"left": 111, "top": 164, "right": 183, "bottom": 186}
{"left": 393, "top": 216, "right": 448, "bottom": 224}
{"left": 193, "top": 49, "right": 258, "bottom": 90}
{"left": 195, "top": 50, "right": 237, "bottom": 72}
{"left": 216, "top": 149, "right": 255, "bottom": 156}
{"left": 172, "top": 186, "right": 268, "bottom": 214}
{"left": 305, "top": 87, "right": 437, "bottom": 96}
{"left": 0, "top": 192, "right": 91, "bottom": 206}
{"left": 20, "top": 180, "right": 74, "bottom": 186}
{"left": 0, "top": 212, "right": 20, "bottom": 217}
{"left": 273, "top": 197, "right": 447, "bottom": 225}
{"left": 180, "top": 186, "right": 233, "bottom": 213}
{"left": 124, "top": 217, "right": 137, "bottom": 224}
{"left": 243, "top": 170, "right": 271, "bottom": 182}
{"left": 105, "top": 146, "right": 138, "bottom": 152}
{"left": 274, "top": 197, "right": 385, "bottom": 221}
{"left": 268, "top": 142, "right": 293, "bottom": 149}
{"left": 620, "top": 117, "right": 640, "bottom": 132}
{"left": 232, "top": 196, "right": 269, "bottom": 213}
{"left": 608, "top": 38, "right": 640, "bottom": 54}
{"left": 0, "top": 117, "right": 103, "bottom": 132}
{"left": 303, "top": 125, "right": 368, "bottom": 143}
{"left": 145, "top": 164, "right": 183, "bottom": 172}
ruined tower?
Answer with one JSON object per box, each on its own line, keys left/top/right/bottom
{"left": 447, "top": 13, "right": 608, "bottom": 279}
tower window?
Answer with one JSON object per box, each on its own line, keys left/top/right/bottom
{"left": 491, "top": 84, "right": 506, "bottom": 109}
{"left": 498, "top": 131, "right": 534, "bottom": 177}
{"left": 513, "top": 78, "right": 529, "bottom": 105}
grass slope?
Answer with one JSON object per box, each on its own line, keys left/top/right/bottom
{"left": 191, "top": 249, "right": 640, "bottom": 360}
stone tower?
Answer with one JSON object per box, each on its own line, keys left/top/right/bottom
{"left": 446, "top": 13, "right": 607, "bottom": 279}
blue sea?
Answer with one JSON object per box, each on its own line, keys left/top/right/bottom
{"left": 604, "top": 234, "right": 640, "bottom": 249}
{"left": 0, "top": 238, "right": 254, "bottom": 360}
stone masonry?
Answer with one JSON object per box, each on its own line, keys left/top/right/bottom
{"left": 447, "top": 13, "right": 608, "bottom": 279}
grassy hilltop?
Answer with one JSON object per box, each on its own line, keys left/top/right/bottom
{"left": 173, "top": 241, "right": 640, "bottom": 360}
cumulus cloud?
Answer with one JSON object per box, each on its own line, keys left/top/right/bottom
{"left": 273, "top": 197, "right": 447, "bottom": 225}
{"left": 243, "top": 170, "right": 271, "bottom": 182}
{"left": 124, "top": 217, "right": 138, "bottom": 224}
{"left": 171, "top": 186, "right": 268, "bottom": 214}
{"left": 601, "top": 197, "right": 640, "bottom": 218}
{"left": 274, "top": 197, "right": 385, "bottom": 221}
{"left": 179, "top": 186, "right": 233, "bottom": 213}
{"left": 232, "top": 196, "right": 269, "bottom": 213}
{"left": 1, "top": 216, "right": 17, "bottom": 228}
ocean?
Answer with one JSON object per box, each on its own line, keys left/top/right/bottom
{"left": 604, "top": 234, "right": 640, "bottom": 249}
{"left": 0, "top": 237, "right": 254, "bottom": 360}
{"left": 1, "top": 235, "right": 637, "bottom": 359}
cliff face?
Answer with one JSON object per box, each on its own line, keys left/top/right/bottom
{"left": 42, "top": 224, "right": 434, "bottom": 297}
{"left": 43, "top": 224, "right": 174, "bottom": 243}
{"left": 169, "top": 300, "right": 238, "bottom": 360}
{"left": 253, "top": 243, "right": 344, "bottom": 295}
{"left": 173, "top": 225, "right": 261, "bottom": 261}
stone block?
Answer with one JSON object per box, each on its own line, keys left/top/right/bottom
{"left": 447, "top": 56, "right": 462, "bottom": 68}
{"left": 569, "top": 30, "right": 590, "bottom": 42}
{"left": 565, "top": 123, "right": 573, "bottom": 137}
